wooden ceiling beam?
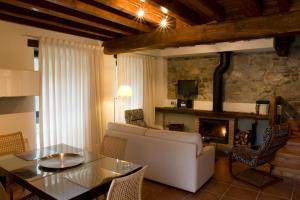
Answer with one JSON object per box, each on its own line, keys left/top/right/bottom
{"left": 0, "top": 12, "right": 107, "bottom": 40}
{"left": 15, "top": 0, "right": 132, "bottom": 36}
{"left": 277, "top": 0, "right": 290, "bottom": 13}
{"left": 274, "top": 35, "right": 295, "bottom": 57}
{"left": 149, "top": 0, "right": 209, "bottom": 25}
{"left": 45, "top": 0, "right": 152, "bottom": 32}
{"left": 0, "top": 0, "right": 127, "bottom": 38}
{"left": 239, "top": 0, "right": 262, "bottom": 17}
{"left": 103, "top": 11, "right": 300, "bottom": 54}
{"left": 90, "top": 0, "right": 187, "bottom": 28}
{"left": 177, "top": 0, "right": 225, "bottom": 21}
{"left": 0, "top": 2, "right": 114, "bottom": 39}
{"left": 23, "top": 0, "right": 141, "bottom": 35}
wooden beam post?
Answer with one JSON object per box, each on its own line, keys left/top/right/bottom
{"left": 274, "top": 35, "right": 295, "bottom": 57}
{"left": 103, "top": 11, "right": 300, "bottom": 54}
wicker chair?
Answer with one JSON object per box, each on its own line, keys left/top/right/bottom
{"left": 100, "top": 135, "right": 128, "bottom": 160}
{"left": 229, "top": 124, "right": 289, "bottom": 188}
{"left": 106, "top": 166, "right": 147, "bottom": 200}
{"left": 125, "top": 109, "right": 147, "bottom": 127}
{"left": 0, "top": 132, "right": 25, "bottom": 156}
{"left": 0, "top": 182, "right": 9, "bottom": 200}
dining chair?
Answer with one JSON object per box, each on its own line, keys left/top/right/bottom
{"left": 106, "top": 166, "right": 147, "bottom": 200}
{"left": 0, "top": 132, "right": 25, "bottom": 156}
{"left": 0, "top": 132, "right": 27, "bottom": 200}
{"left": 0, "top": 182, "right": 9, "bottom": 200}
{"left": 100, "top": 135, "right": 128, "bottom": 160}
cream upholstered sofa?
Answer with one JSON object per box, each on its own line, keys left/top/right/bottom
{"left": 105, "top": 122, "right": 215, "bottom": 193}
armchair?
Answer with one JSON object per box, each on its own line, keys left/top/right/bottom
{"left": 125, "top": 109, "right": 147, "bottom": 127}
{"left": 228, "top": 124, "right": 289, "bottom": 188}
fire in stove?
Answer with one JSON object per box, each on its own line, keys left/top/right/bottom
{"left": 199, "top": 118, "right": 229, "bottom": 144}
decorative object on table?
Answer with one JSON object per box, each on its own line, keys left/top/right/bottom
{"left": 100, "top": 135, "right": 128, "bottom": 160}
{"left": 0, "top": 132, "right": 25, "bottom": 156}
{"left": 38, "top": 153, "right": 85, "bottom": 169}
{"left": 255, "top": 100, "right": 270, "bottom": 115}
{"left": 114, "top": 85, "right": 132, "bottom": 122}
{"left": 228, "top": 123, "right": 289, "bottom": 188}
{"left": 125, "top": 109, "right": 147, "bottom": 127}
{"left": 106, "top": 166, "right": 147, "bottom": 200}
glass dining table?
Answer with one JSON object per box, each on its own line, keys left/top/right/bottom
{"left": 0, "top": 144, "right": 141, "bottom": 200}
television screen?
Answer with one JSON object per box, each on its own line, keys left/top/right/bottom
{"left": 177, "top": 80, "right": 198, "bottom": 97}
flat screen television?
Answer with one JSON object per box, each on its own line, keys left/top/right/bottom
{"left": 177, "top": 80, "right": 198, "bottom": 97}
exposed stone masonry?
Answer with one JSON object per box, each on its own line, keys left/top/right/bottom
{"left": 168, "top": 37, "right": 300, "bottom": 112}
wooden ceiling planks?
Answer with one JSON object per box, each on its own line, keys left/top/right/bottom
{"left": 176, "top": 0, "right": 225, "bottom": 21}
{"left": 45, "top": 0, "right": 152, "bottom": 32}
{"left": 238, "top": 0, "right": 262, "bottom": 17}
{"left": 0, "top": 0, "right": 127, "bottom": 38}
{"left": 90, "top": 0, "right": 187, "bottom": 28}
{"left": 0, "top": 12, "right": 107, "bottom": 40}
{"left": 277, "top": 0, "right": 290, "bottom": 12}
{"left": 148, "top": 0, "right": 211, "bottom": 25}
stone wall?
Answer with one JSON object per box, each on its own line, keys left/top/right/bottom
{"left": 168, "top": 37, "right": 300, "bottom": 112}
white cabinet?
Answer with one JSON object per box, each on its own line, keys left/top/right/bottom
{"left": 0, "top": 69, "right": 39, "bottom": 97}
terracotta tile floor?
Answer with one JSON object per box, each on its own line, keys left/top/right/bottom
{"left": 142, "top": 155, "right": 299, "bottom": 200}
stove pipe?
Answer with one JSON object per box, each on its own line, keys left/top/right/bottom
{"left": 213, "top": 52, "right": 232, "bottom": 112}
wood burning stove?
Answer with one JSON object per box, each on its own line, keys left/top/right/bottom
{"left": 199, "top": 118, "right": 229, "bottom": 144}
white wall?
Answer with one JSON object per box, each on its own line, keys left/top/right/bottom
{"left": 0, "top": 20, "right": 105, "bottom": 150}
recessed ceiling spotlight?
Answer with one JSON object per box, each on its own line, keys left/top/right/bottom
{"left": 140, "top": 0, "right": 145, "bottom": 2}
{"left": 160, "top": 6, "right": 168, "bottom": 14}
{"left": 160, "top": 16, "right": 168, "bottom": 28}
{"left": 137, "top": 8, "right": 145, "bottom": 17}
{"left": 32, "top": 7, "right": 39, "bottom": 12}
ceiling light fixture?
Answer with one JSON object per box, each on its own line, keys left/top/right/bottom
{"left": 160, "top": 16, "right": 168, "bottom": 28}
{"left": 137, "top": 8, "right": 145, "bottom": 17}
{"left": 136, "top": 0, "right": 145, "bottom": 18}
{"left": 160, "top": 6, "right": 168, "bottom": 14}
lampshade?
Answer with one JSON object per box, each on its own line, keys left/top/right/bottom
{"left": 117, "top": 85, "right": 132, "bottom": 97}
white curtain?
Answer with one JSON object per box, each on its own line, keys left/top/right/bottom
{"left": 39, "top": 38, "right": 104, "bottom": 152}
{"left": 116, "top": 54, "right": 156, "bottom": 125}
{"left": 143, "top": 56, "right": 156, "bottom": 126}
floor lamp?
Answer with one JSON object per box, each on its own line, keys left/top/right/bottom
{"left": 114, "top": 85, "right": 132, "bottom": 122}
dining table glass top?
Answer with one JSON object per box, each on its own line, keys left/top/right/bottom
{"left": 0, "top": 144, "right": 141, "bottom": 200}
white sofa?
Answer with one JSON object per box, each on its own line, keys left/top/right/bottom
{"left": 105, "top": 122, "right": 215, "bottom": 193}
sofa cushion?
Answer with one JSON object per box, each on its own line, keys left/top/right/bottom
{"left": 107, "top": 122, "right": 147, "bottom": 136}
{"left": 145, "top": 129, "right": 203, "bottom": 155}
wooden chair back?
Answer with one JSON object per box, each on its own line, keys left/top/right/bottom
{"left": 100, "top": 135, "right": 127, "bottom": 160}
{"left": 106, "top": 166, "right": 147, "bottom": 200}
{"left": 0, "top": 132, "right": 25, "bottom": 156}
